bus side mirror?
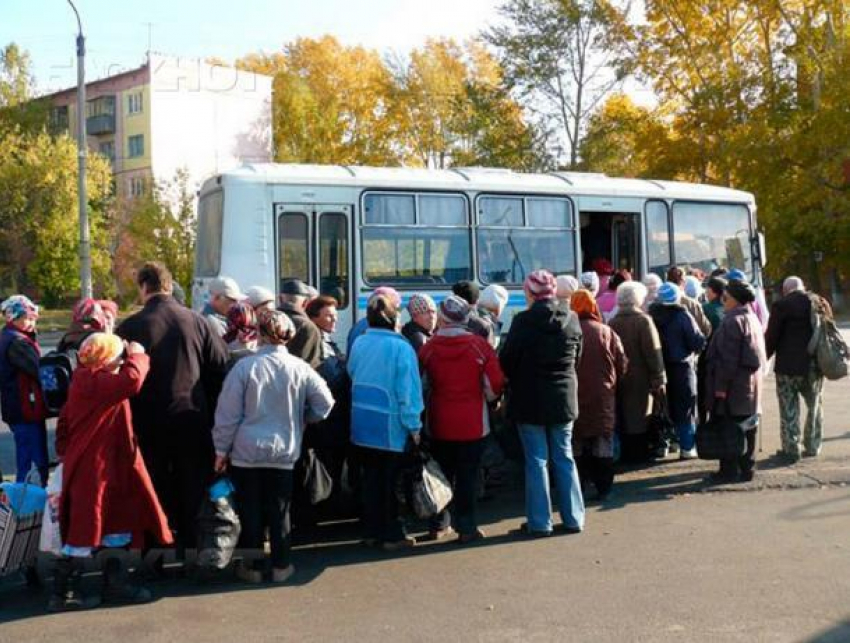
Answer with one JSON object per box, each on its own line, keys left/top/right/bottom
{"left": 757, "top": 232, "right": 767, "bottom": 267}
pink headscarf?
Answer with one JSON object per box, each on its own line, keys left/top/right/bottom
{"left": 524, "top": 270, "right": 557, "bottom": 301}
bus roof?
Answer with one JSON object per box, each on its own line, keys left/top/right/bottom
{"left": 203, "top": 163, "right": 755, "bottom": 204}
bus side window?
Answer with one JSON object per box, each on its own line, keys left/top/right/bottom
{"left": 320, "top": 213, "right": 349, "bottom": 309}
{"left": 279, "top": 212, "right": 309, "bottom": 285}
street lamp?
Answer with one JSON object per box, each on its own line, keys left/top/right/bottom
{"left": 67, "top": 0, "right": 92, "bottom": 298}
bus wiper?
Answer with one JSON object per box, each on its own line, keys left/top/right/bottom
{"left": 506, "top": 231, "right": 526, "bottom": 282}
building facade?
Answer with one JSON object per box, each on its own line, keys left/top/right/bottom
{"left": 46, "top": 53, "right": 272, "bottom": 200}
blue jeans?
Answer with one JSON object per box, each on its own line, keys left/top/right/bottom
{"left": 11, "top": 422, "right": 48, "bottom": 484}
{"left": 517, "top": 423, "right": 585, "bottom": 533}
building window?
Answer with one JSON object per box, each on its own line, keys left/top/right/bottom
{"left": 127, "top": 177, "right": 146, "bottom": 198}
{"left": 128, "top": 134, "right": 145, "bottom": 158}
{"left": 98, "top": 140, "right": 115, "bottom": 162}
{"left": 48, "top": 106, "right": 69, "bottom": 133}
{"left": 128, "top": 92, "right": 143, "bottom": 115}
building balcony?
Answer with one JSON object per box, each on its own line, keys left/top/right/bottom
{"left": 87, "top": 113, "right": 115, "bottom": 135}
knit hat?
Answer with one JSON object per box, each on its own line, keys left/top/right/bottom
{"left": 1, "top": 295, "right": 39, "bottom": 323}
{"left": 657, "top": 282, "right": 681, "bottom": 305}
{"left": 725, "top": 279, "right": 756, "bottom": 305}
{"left": 371, "top": 286, "right": 401, "bottom": 308}
{"left": 245, "top": 285, "right": 276, "bottom": 309}
{"left": 579, "top": 271, "right": 600, "bottom": 296}
{"left": 617, "top": 281, "right": 648, "bottom": 308}
{"left": 438, "top": 295, "right": 471, "bottom": 326}
{"left": 480, "top": 284, "right": 509, "bottom": 312}
{"left": 79, "top": 332, "right": 124, "bottom": 370}
{"left": 556, "top": 275, "right": 579, "bottom": 299}
{"left": 408, "top": 293, "right": 436, "bottom": 317}
{"left": 726, "top": 268, "right": 748, "bottom": 283}
{"left": 524, "top": 270, "right": 557, "bottom": 301}
{"left": 592, "top": 258, "right": 614, "bottom": 276}
{"left": 223, "top": 301, "right": 258, "bottom": 344}
{"left": 571, "top": 289, "right": 601, "bottom": 322}
{"left": 684, "top": 275, "right": 703, "bottom": 299}
{"left": 72, "top": 298, "right": 106, "bottom": 331}
{"left": 257, "top": 309, "right": 295, "bottom": 344}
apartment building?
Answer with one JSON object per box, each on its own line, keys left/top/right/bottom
{"left": 46, "top": 53, "right": 272, "bottom": 200}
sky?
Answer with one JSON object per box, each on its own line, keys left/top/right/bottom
{"left": 2, "top": 0, "right": 506, "bottom": 93}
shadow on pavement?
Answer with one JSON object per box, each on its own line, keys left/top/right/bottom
{"left": 805, "top": 620, "right": 850, "bottom": 642}
{"left": 777, "top": 492, "right": 850, "bottom": 522}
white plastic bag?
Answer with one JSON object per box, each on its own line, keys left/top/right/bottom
{"left": 39, "top": 464, "right": 63, "bottom": 556}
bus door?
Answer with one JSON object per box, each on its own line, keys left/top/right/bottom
{"left": 275, "top": 203, "right": 353, "bottom": 340}
{"left": 579, "top": 212, "right": 640, "bottom": 276}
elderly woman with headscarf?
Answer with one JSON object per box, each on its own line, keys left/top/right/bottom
{"left": 478, "top": 284, "right": 509, "bottom": 348}
{"left": 642, "top": 274, "right": 663, "bottom": 311}
{"left": 570, "top": 290, "right": 627, "bottom": 501}
{"left": 58, "top": 299, "right": 108, "bottom": 352}
{"left": 500, "top": 270, "right": 585, "bottom": 536}
{"left": 348, "top": 294, "right": 424, "bottom": 551}
{"left": 705, "top": 279, "right": 767, "bottom": 483}
{"left": 579, "top": 271, "right": 600, "bottom": 298}
{"left": 213, "top": 310, "right": 334, "bottom": 584}
{"left": 556, "top": 275, "right": 580, "bottom": 308}
{"left": 0, "top": 295, "right": 48, "bottom": 484}
{"left": 418, "top": 295, "right": 505, "bottom": 544}
{"left": 648, "top": 283, "right": 706, "bottom": 458}
{"left": 51, "top": 333, "right": 171, "bottom": 611}
{"left": 401, "top": 293, "right": 437, "bottom": 354}
{"left": 223, "top": 300, "right": 259, "bottom": 366}
{"left": 609, "top": 282, "right": 667, "bottom": 462}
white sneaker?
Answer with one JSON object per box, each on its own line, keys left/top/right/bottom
{"left": 679, "top": 448, "right": 698, "bottom": 460}
{"left": 271, "top": 565, "right": 295, "bottom": 584}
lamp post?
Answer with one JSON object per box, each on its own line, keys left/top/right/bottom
{"left": 67, "top": 0, "right": 92, "bottom": 298}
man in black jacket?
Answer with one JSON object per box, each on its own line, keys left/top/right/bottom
{"left": 118, "top": 262, "right": 228, "bottom": 552}
{"left": 765, "top": 276, "right": 825, "bottom": 461}
{"left": 278, "top": 279, "right": 323, "bottom": 368}
{"left": 499, "top": 270, "right": 584, "bottom": 537}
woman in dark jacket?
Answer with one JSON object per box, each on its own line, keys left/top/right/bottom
{"left": 571, "top": 290, "right": 627, "bottom": 501}
{"left": 649, "top": 283, "right": 706, "bottom": 459}
{"left": 499, "top": 270, "right": 585, "bottom": 536}
{"left": 705, "top": 280, "right": 766, "bottom": 482}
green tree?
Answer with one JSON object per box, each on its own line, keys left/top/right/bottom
{"left": 0, "top": 43, "right": 47, "bottom": 136}
{"left": 485, "top": 0, "right": 630, "bottom": 169}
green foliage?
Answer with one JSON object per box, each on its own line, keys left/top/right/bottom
{"left": 0, "top": 43, "right": 47, "bottom": 135}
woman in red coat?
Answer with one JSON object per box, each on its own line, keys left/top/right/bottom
{"left": 50, "top": 332, "right": 172, "bottom": 612}
{"left": 571, "top": 290, "right": 628, "bottom": 501}
{"left": 418, "top": 295, "right": 505, "bottom": 544}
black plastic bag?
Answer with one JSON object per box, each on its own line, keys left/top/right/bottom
{"left": 196, "top": 479, "right": 241, "bottom": 570}
{"left": 646, "top": 393, "right": 677, "bottom": 456}
{"left": 300, "top": 449, "right": 333, "bottom": 505}
{"left": 395, "top": 448, "right": 453, "bottom": 520}
{"left": 696, "top": 406, "right": 749, "bottom": 461}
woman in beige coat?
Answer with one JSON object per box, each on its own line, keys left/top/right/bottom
{"left": 609, "top": 282, "right": 667, "bottom": 463}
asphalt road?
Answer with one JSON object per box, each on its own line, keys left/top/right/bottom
{"left": 1, "top": 331, "right": 849, "bottom": 641}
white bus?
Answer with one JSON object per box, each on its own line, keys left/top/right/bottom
{"left": 192, "top": 164, "right": 765, "bottom": 344}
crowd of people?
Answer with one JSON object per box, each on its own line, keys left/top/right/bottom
{"left": 0, "top": 258, "right": 833, "bottom": 611}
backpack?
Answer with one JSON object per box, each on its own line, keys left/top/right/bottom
{"left": 807, "top": 295, "right": 849, "bottom": 381}
{"left": 38, "top": 349, "right": 78, "bottom": 417}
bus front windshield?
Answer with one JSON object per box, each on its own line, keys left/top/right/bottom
{"left": 671, "top": 202, "right": 753, "bottom": 277}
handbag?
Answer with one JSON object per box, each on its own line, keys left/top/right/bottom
{"left": 808, "top": 294, "right": 849, "bottom": 381}
{"left": 196, "top": 477, "right": 241, "bottom": 570}
{"left": 696, "top": 404, "right": 747, "bottom": 461}
{"left": 300, "top": 449, "right": 333, "bottom": 505}
{"left": 646, "top": 393, "right": 676, "bottom": 456}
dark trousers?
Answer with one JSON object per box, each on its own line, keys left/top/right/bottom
{"left": 230, "top": 466, "right": 294, "bottom": 569}
{"left": 719, "top": 427, "right": 758, "bottom": 479}
{"left": 359, "top": 446, "right": 405, "bottom": 543}
{"left": 429, "top": 438, "right": 485, "bottom": 535}
{"left": 619, "top": 433, "right": 650, "bottom": 464}
{"left": 137, "top": 424, "right": 214, "bottom": 552}
{"left": 576, "top": 455, "right": 615, "bottom": 498}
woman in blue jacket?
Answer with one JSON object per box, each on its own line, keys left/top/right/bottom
{"left": 649, "top": 283, "right": 706, "bottom": 458}
{"left": 348, "top": 294, "right": 423, "bottom": 551}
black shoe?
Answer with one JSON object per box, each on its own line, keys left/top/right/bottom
{"left": 708, "top": 471, "right": 739, "bottom": 485}
{"left": 515, "top": 522, "right": 552, "bottom": 538}
{"left": 47, "top": 558, "right": 101, "bottom": 613}
{"left": 101, "top": 555, "right": 153, "bottom": 605}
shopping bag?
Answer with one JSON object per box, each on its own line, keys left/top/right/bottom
{"left": 0, "top": 472, "right": 46, "bottom": 576}
{"left": 196, "top": 477, "right": 241, "bottom": 570}
{"left": 409, "top": 457, "right": 453, "bottom": 520}
{"left": 696, "top": 409, "right": 748, "bottom": 461}
{"left": 646, "top": 394, "right": 676, "bottom": 457}
{"left": 39, "top": 464, "right": 63, "bottom": 556}
{"left": 808, "top": 295, "right": 849, "bottom": 381}
{"left": 299, "top": 448, "right": 333, "bottom": 505}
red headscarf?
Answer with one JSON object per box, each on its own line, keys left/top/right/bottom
{"left": 571, "top": 289, "right": 602, "bottom": 322}
{"left": 223, "top": 301, "right": 258, "bottom": 344}
{"left": 72, "top": 298, "right": 107, "bottom": 331}
{"left": 592, "top": 258, "right": 614, "bottom": 276}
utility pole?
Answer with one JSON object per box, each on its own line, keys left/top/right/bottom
{"left": 67, "top": 0, "right": 92, "bottom": 298}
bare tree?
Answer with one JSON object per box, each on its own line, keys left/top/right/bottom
{"left": 485, "top": 0, "right": 629, "bottom": 169}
